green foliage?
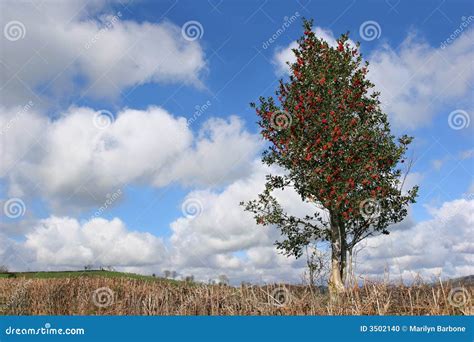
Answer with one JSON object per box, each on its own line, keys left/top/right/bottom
{"left": 242, "top": 19, "right": 418, "bottom": 259}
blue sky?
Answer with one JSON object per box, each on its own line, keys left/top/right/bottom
{"left": 0, "top": 0, "right": 472, "bottom": 283}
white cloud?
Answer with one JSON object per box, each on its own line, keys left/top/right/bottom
{"left": 368, "top": 30, "right": 474, "bottom": 129}
{"left": 358, "top": 198, "right": 474, "bottom": 280}
{"left": 24, "top": 216, "right": 166, "bottom": 267}
{"left": 0, "top": 0, "right": 206, "bottom": 107}
{"left": 0, "top": 106, "right": 260, "bottom": 212}
{"left": 167, "top": 161, "right": 325, "bottom": 283}
{"left": 169, "top": 162, "right": 278, "bottom": 267}
{"left": 154, "top": 116, "right": 260, "bottom": 187}
{"left": 274, "top": 42, "right": 298, "bottom": 75}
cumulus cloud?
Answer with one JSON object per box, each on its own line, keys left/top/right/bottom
{"left": 0, "top": 106, "right": 260, "bottom": 212}
{"left": 154, "top": 116, "right": 260, "bottom": 187}
{"left": 23, "top": 216, "right": 166, "bottom": 268}
{"left": 358, "top": 198, "right": 474, "bottom": 280}
{"left": 169, "top": 162, "right": 278, "bottom": 267}
{"left": 167, "top": 161, "right": 325, "bottom": 282}
{"left": 273, "top": 27, "right": 473, "bottom": 129}
{"left": 369, "top": 30, "right": 474, "bottom": 129}
{"left": 0, "top": 0, "right": 206, "bottom": 107}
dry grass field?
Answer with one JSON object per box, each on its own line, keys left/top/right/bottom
{"left": 0, "top": 274, "right": 472, "bottom": 316}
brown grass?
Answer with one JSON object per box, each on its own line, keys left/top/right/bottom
{"left": 0, "top": 277, "right": 471, "bottom": 315}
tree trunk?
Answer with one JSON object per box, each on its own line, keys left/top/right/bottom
{"left": 340, "top": 228, "right": 347, "bottom": 283}
{"left": 328, "top": 213, "right": 345, "bottom": 300}
{"left": 346, "top": 247, "right": 354, "bottom": 287}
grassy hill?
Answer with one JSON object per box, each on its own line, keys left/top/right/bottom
{"left": 0, "top": 270, "right": 177, "bottom": 283}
